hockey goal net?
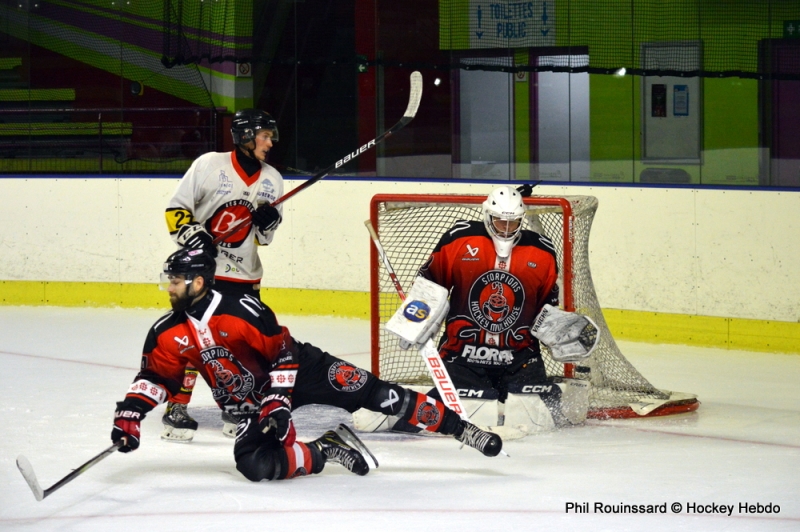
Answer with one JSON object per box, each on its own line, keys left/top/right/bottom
{"left": 369, "top": 193, "right": 698, "bottom": 419}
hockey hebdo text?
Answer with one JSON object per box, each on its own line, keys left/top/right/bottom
{"left": 565, "top": 501, "right": 780, "bottom": 516}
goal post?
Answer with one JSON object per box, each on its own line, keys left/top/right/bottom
{"left": 368, "top": 193, "right": 699, "bottom": 419}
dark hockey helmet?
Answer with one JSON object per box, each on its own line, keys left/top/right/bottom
{"left": 162, "top": 248, "right": 216, "bottom": 287}
{"left": 231, "top": 108, "right": 279, "bottom": 146}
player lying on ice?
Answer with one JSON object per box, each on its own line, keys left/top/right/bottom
{"left": 355, "top": 185, "right": 600, "bottom": 438}
{"left": 111, "top": 249, "right": 502, "bottom": 482}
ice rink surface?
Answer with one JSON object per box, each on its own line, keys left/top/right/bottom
{"left": 0, "top": 306, "right": 798, "bottom": 532}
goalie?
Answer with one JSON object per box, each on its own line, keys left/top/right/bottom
{"left": 356, "top": 186, "right": 599, "bottom": 437}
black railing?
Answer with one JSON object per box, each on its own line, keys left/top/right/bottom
{"left": 0, "top": 107, "right": 221, "bottom": 174}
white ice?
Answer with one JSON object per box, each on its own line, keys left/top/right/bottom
{"left": 0, "top": 306, "right": 798, "bottom": 532}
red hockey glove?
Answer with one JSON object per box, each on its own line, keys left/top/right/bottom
{"left": 258, "top": 394, "right": 295, "bottom": 446}
{"left": 112, "top": 401, "right": 144, "bottom": 453}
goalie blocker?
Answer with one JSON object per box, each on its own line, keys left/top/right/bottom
{"left": 385, "top": 278, "right": 449, "bottom": 350}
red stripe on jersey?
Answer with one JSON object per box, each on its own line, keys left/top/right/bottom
{"left": 214, "top": 275, "right": 262, "bottom": 284}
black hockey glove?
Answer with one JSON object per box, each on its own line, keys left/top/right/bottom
{"left": 258, "top": 394, "right": 296, "bottom": 446}
{"left": 251, "top": 203, "right": 282, "bottom": 233}
{"left": 176, "top": 223, "right": 218, "bottom": 258}
{"left": 112, "top": 401, "right": 144, "bottom": 453}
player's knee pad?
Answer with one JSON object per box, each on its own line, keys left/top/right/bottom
{"left": 353, "top": 383, "right": 418, "bottom": 433}
{"left": 235, "top": 446, "right": 281, "bottom": 482}
{"left": 363, "top": 381, "right": 411, "bottom": 417}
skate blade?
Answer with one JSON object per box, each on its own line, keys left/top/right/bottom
{"left": 335, "top": 424, "right": 379, "bottom": 469}
{"left": 221, "top": 423, "right": 237, "bottom": 438}
{"left": 16, "top": 455, "right": 44, "bottom": 501}
{"left": 160, "top": 427, "right": 196, "bottom": 443}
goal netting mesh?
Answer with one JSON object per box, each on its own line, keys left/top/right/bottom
{"left": 369, "top": 193, "right": 698, "bottom": 419}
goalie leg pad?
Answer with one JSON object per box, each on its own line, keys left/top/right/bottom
{"left": 503, "top": 393, "right": 557, "bottom": 434}
{"left": 503, "top": 379, "right": 590, "bottom": 433}
{"left": 557, "top": 378, "right": 590, "bottom": 425}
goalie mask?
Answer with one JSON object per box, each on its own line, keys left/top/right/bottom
{"left": 231, "top": 109, "right": 279, "bottom": 147}
{"left": 482, "top": 186, "right": 525, "bottom": 258}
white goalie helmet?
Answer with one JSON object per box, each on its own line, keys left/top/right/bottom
{"left": 482, "top": 185, "right": 525, "bottom": 258}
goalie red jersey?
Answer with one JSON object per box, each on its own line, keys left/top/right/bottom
{"left": 419, "top": 220, "right": 559, "bottom": 368}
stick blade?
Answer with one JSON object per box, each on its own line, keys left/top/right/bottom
{"left": 16, "top": 455, "right": 44, "bottom": 501}
{"left": 403, "top": 71, "right": 423, "bottom": 120}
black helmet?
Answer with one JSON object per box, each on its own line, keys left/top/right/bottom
{"left": 231, "top": 109, "right": 278, "bottom": 146}
{"left": 163, "top": 248, "right": 216, "bottom": 286}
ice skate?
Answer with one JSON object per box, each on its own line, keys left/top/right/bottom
{"left": 312, "top": 424, "right": 376, "bottom": 476}
{"left": 455, "top": 422, "right": 502, "bottom": 457}
{"left": 161, "top": 402, "right": 198, "bottom": 443}
{"left": 221, "top": 410, "right": 238, "bottom": 438}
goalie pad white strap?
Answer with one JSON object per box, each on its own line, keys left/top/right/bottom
{"left": 385, "top": 277, "right": 449, "bottom": 349}
{"left": 530, "top": 304, "right": 599, "bottom": 362}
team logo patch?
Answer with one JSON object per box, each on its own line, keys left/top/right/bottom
{"left": 403, "top": 300, "right": 431, "bottom": 322}
{"left": 202, "top": 346, "right": 256, "bottom": 402}
{"left": 416, "top": 401, "right": 441, "bottom": 426}
{"left": 468, "top": 270, "right": 525, "bottom": 334}
{"left": 207, "top": 199, "right": 254, "bottom": 249}
{"left": 328, "top": 361, "right": 368, "bottom": 392}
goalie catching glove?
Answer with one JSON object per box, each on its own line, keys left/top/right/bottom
{"left": 385, "top": 277, "right": 449, "bottom": 350}
{"left": 530, "top": 304, "right": 599, "bottom": 362}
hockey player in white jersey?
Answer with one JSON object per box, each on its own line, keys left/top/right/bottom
{"left": 162, "top": 109, "right": 286, "bottom": 442}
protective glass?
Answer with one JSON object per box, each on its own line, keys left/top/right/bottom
{"left": 255, "top": 127, "right": 279, "bottom": 142}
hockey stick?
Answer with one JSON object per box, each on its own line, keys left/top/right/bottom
{"left": 16, "top": 441, "right": 122, "bottom": 501}
{"left": 212, "top": 71, "right": 423, "bottom": 246}
{"left": 364, "top": 219, "right": 509, "bottom": 456}
{"left": 364, "top": 219, "right": 463, "bottom": 414}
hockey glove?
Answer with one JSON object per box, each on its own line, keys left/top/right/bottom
{"left": 530, "top": 304, "right": 599, "bottom": 362}
{"left": 258, "top": 394, "right": 296, "bottom": 446}
{"left": 112, "top": 401, "right": 144, "bottom": 453}
{"left": 176, "top": 223, "right": 218, "bottom": 257}
{"left": 252, "top": 203, "right": 282, "bottom": 232}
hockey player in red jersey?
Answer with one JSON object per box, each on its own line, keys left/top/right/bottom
{"left": 360, "top": 186, "right": 598, "bottom": 436}
{"left": 110, "top": 249, "right": 502, "bottom": 482}
{"left": 161, "top": 109, "right": 287, "bottom": 441}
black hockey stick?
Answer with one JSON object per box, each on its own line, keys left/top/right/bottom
{"left": 16, "top": 441, "right": 122, "bottom": 501}
{"left": 212, "top": 71, "right": 424, "bottom": 246}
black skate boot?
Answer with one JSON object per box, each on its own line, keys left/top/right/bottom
{"left": 455, "top": 421, "right": 503, "bottom": 457}
{"left": 312, "top": 424, "right": 377, "bottom": 476}
{"left": 161, "top": 402, "right": 199, "bottom": 443}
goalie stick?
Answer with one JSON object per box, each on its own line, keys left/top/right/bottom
{"left": 16, "top": 441, "right": 122, "bottom": 501}
{"left": 363, "top": 219, "right": 509, "bottom": 456}
{"left": 212, "top": 71, "right": 424, "bottom": 246}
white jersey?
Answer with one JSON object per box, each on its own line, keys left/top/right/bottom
{"left": 166, "top": 151, "right": 284, "bottom": 283}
